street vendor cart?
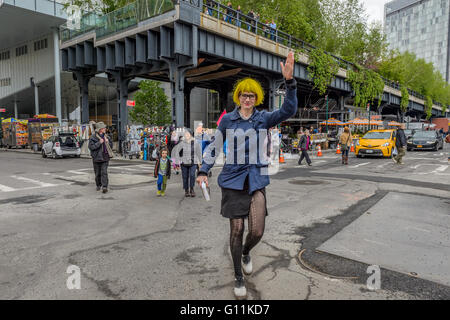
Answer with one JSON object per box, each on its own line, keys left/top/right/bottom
{"left": 1, "top": 118, "right": 28, "bottom": 149}
{"left": 27, "top": 117, "right": 59, "bottom": 151}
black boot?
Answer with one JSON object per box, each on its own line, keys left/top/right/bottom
{"left": 185, "top": 190, "right": 190, "bottom": 197}
{"left": 190, "top": 188, "right": 196, "bottom": 197}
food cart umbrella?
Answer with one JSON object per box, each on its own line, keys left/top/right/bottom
{"left": 2, "top": 117, "right": 18, "bottom": 123}
{"left": 34, "top": 114, "right": 57, "bottom": 119}
{"left": 319, "top": 118, "right": 345, "bottom": 126}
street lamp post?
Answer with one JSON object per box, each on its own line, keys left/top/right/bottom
{"left": 367, "top": 103, "right": 370, "bottom": 130}
{"left": 326, "top": 94, "right": 328, "bottom": 133}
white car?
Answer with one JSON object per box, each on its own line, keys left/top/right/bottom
{"left": 42, "top": 133, "right": 81, "bottom": 159}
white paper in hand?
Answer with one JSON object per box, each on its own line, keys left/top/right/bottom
{"left": 201, "top": 181, "right": 210, "bottom": 201}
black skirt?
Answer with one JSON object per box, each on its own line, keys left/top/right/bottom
{"left": 220, "top": 177, "right": 268, "bottom": 219}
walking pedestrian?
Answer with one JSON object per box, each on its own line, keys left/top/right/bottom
{"left": 180, "top": 130, "right": 202, "bottom": 197}
{"left": 298, "top": 130, "right": 312, "bottom": 166}
{"left": 88, "top": 122, "right": 114, "bottom": 193}
{"left": 393, "top": 124, "right": 407, "bottom": 165}
{"left": 154, "top": 148, "right": 171, "bottom": 196}
{"left": 196, "top": 52, "right": 298, "bottom": 299}
{"left": 339, "top": 126, "right": 352, "bottom": 165}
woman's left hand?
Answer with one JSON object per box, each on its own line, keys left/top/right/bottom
{"left": 281, "top": 51, "right": 294, "bottom": 80}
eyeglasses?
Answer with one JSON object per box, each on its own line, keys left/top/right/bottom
{"left": 240, "top": 94, "right": 256, "bottom": 100}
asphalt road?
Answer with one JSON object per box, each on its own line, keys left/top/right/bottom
{"left": 0, "top": 145, "right": 449, "bottom": 300}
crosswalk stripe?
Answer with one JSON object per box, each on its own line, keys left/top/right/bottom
{"left": 10, "top": 176, "right": 57, "bottom": 187}
{"left": 433, "top": 165, "right": 449, "bottom": 173}
{"left": 350, "top": 162, "right": 370, "bottom": 168}
{"left": 67, "top": 170, "right": 88, "bottom": 175}
{"left": 0, "top": 184, "right": 16, "bottom": 192}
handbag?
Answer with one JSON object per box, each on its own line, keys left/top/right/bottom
{"left": 392, "top": 147, "right": 398, "bottom": 157}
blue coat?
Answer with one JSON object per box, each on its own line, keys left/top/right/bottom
{"left": 199, "top": 79, "right": 298, "bottom": 194}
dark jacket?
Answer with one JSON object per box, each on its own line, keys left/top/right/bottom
{"left": 395, "top": 129, "right": 407, "bottom": 149}
{"left": 154, "top": 157, "right": 171, "bottom": 179}
{"left": 199, "top": 78, "right": 298, "bottom": 194}
{"left": 179, "top": 139, "right": 202, "bottom": 166}
{"left": 88, "top": 133, "right": 113, "bottom": 162}
{"left": 299, "top": 135, "right": 310, "bottom": 151}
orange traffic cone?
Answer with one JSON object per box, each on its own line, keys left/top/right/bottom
{"left": 317, "top": 145, "right": 323, "bottom": 157}
{"left": 279, "top": 149, "right": 285, "bottom": 163}
{"left": 350, "top": 142, "right": 355, "bottom": 153}
{"left": 336, "top": 144, "right": 341, "bottom": 154}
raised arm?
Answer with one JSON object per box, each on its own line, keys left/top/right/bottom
{"left": 265, "top": 52, "right": 298, "bottom": 128}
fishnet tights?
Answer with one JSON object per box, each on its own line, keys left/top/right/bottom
{"left": 229, "top": 191, "right": 266, "bottom": 280}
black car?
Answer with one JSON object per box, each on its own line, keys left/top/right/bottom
{"left": 407, "top": 131, "right": 444, "bottom": 151}
{"left": 403, "top": 129, "right": 416, "bottom": 140}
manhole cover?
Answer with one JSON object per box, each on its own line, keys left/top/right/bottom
{"left": 289, "top": 180, "right": 326, "bottom": 185}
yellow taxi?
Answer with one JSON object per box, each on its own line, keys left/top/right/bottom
{"left": 355, "top": 129, "right": 396, "bottom": 158}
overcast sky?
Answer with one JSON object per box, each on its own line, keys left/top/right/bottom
{"left": 362, "top": 0, "right": 390, "bottom": 25}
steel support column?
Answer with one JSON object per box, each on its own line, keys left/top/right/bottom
{"left": 109, "top": 71, "right": 132, "bottom": 148}
{"left": 267, "top": 78, "right": 284, "bottom": 111}
{"left": 74, "top": 72, "right": 92, "bottom": 125}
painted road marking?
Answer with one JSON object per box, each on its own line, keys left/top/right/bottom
{"left": 0, "top": 184, "right": 16, "bottom": 192}
{"left": 350, "top": 162, "right": 370, "bottom": 168}
{"left": 10, "top": 176, "right": 57, "bottom": 187}
{"left": 67, "top": 170, "right": 88, "bottom": 175}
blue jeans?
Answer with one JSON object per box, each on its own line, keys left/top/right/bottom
{"left": 157, "top": 174, "right": 167, "bottom": 191}
{"left": 181, "top": 164, "right": 197, "bottom": 191}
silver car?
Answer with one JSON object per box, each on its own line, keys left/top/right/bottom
{"left": 42, "top": 133, "right": 81, "bottom": 159}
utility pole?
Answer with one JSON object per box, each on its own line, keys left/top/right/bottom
{"left": 31, "top": 77, "right": 39, "bottom": 116}
{"left": 367, "top": 103, "right": 370, "bottom": 129}
{"left": 325, "top": 94, "right": 329, "bottom": 133}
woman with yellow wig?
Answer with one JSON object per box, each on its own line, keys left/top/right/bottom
{"left": 197, "top": 52, "right": 298, "bottom": 299}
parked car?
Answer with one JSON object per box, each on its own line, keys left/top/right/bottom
{"left": 355, "top": 129, "right": 396, "bottom": 158}
{"left": 42, "top": 133, "right": 81, "bottom": 159}
{"left": 407, "top": 130, "right": 444, "bottom": 151}
{"left": 403, "top": 129, "right": 416, "bottom": 140}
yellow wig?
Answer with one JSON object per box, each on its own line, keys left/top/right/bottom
{"left": 232, "top": 78, "right": 265, "bottom": 106}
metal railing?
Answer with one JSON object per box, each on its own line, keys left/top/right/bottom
{"left": 59, "top": 0, "right": 176, "bottom": 41}
{"left": 203, "top": 1, "right": 352, "bottom": 70}
{"left": 60, "top": 11, "right": 100, "bottom": 42}
{"left": 96, "top": 0, "right": 175, "bottom": 39}
{"left": 203, "top": 0, "right": 443, "bottom": 108}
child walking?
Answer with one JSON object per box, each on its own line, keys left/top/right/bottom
{"left": 154, "top": 148, "right": 171, "bottom": 196}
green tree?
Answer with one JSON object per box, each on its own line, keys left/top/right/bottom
{"left": 62, "top": 0, "right": 134, "bottom": 14}
{"left": 129, "top": 80, "right": 172, "bottom": 126}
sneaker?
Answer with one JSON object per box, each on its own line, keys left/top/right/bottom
{"left": 398, "top": 161, "right": 405, "bottom": 165}
{"left": 96, "top": 186, "right": 101, "bottom": 191}
{"left": 185, "top": 190, "right": 190, "bottom": 197}
{"left": 233, "top": 278, "right": 247, "bottom": 299}
{"left": 157, "top": 190, "right": 161, "bottom": 197}
{"left": 242, "top": 255, "right": 253, "bottom": 275}
{"left": 190, "top": 189, "right": 196, "bottom": 197}
{"left": 161, "top": 191, "right": 165, "bottom": 197}
{"left": 392, "top": 157, "right": 398, "bottom": 164}
{"left": 102, "top": 188, "right": 108, "bottom": 194}
{"left": 308, "top": 163, "right": 312, "bottom": 166}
